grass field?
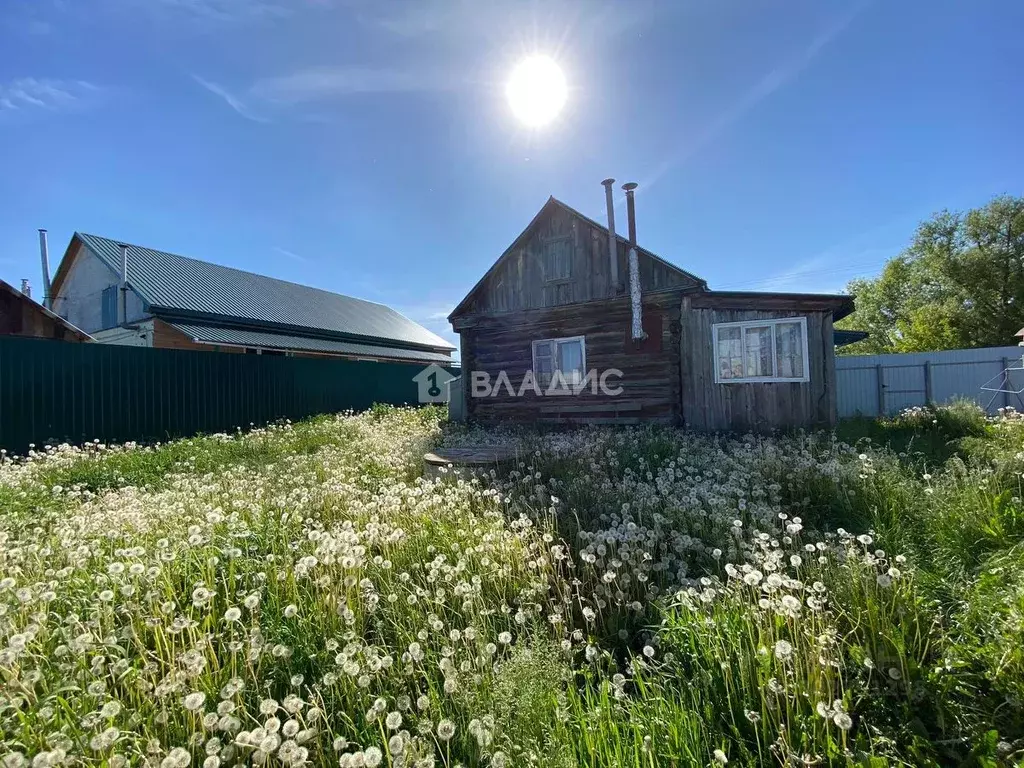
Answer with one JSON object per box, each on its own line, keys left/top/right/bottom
{"left": 1, "top": 402, "right": 1022, "bottom": 767}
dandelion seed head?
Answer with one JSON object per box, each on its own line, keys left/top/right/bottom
{"left": 436, "top": 719, "right": 456, "bottom": 741}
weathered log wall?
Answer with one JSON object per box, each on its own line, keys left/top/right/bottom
{"left": 461, "top": 292, "right": 683, "bottom": 424}
{"left": 679, "top": 295, "right": 837, "bottom": 431}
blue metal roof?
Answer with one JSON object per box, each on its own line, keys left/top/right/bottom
{"left": 169, "top": 323, "right": 454, "bottom": 363}
{"left": 76, "top": 233, "right": 455, "bottom": 351}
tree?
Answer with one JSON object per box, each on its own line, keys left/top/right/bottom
{"left": 837, "top": 195, "right": 1024, "bottom": 354}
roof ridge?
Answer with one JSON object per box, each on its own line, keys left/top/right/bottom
{"left": 76, "top": 232, "right": 388, "bottom": 307}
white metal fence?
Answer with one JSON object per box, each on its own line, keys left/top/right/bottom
{"left": 836, "top": 346, "right": 1024, "bottom": 417}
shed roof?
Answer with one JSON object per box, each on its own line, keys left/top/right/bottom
{"left": 57, "top": 233, "right": 454, "bottom": 351}
{"left": 688, "top": 290, "right": 856, "bottom": 321}
{"left": 0, "top": 279, "right": 93, "bottom": 341}
{"left": 168, "top": 322, "right": 454, "bottom": 363}
{"left": 833, "top": 329, "right": 869, "bottom": 347}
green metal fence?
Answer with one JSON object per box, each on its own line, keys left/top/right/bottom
{"left": 0, "top": 337, "right": 454, "bottom": 454}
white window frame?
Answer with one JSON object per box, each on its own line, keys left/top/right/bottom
{"left": 532, "top": 335, "right": 586, "bottom": 386}
{"left": 712, "top": 317, "right": 810, "bottom": 384}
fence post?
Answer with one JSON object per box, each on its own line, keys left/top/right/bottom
{"left": 876, "top": 364, "right": 885, "bottom": 417}
{"left": 924, "top": 361, "right": 933, "bottom": 406}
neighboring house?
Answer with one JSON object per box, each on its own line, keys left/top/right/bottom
{"left": 49, "top": 233, "right": 455, "bottom": 364}
{"left": 448, "top": 188, "right": 854, "bottom": 431}
{"left": 0, "top": 279, "right": 91, "bottom": 342}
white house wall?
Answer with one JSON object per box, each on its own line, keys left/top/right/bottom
{"left": 52, "top": 244, "right": 148, "bottom": 333}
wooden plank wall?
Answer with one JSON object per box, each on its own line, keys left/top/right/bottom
{"left": 0, "top": 288, "right": 85, "bottom": 342}
{"left": 679, "top": 299, "right": 837, "bottom": 431}
{"left": 462, "top": 292, "right": 682, "bottom": 424}
{"left": 467, "top": 205, "right": 700, "bottom": 315}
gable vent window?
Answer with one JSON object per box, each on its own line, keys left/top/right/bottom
{"left": 532, "top": 336, "right": 586, "bottom": 387}
{"left": 543, "top": 238, "right": 572, "bottom": 281}
{"left": 101, "top": 285, "right": 118, "bottom": 329}
{"left": 712, "top": 317, "right": 809, "bottom": 383}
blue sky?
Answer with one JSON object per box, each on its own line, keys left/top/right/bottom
{"left": 1, "top": 0, "right": 1021, "bottom": 349}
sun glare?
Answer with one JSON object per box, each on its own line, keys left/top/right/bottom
{"left": 506, "top": 55, "right": 567, "bottom": 128}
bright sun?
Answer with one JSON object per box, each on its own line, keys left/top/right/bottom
{"left": 506, "top": 55, "right": 567, "bottom": 128}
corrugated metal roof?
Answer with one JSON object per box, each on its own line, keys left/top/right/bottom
{"left": 169, "top": 323, "right": 455, "bottom": 363}
{"left": 76, "top": 233, "right": 454, "bottom": 351}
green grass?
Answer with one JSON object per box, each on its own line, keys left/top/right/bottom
{"left": 1, "top": 402, "right": 1023, "bottom": 767}
{"left": 835, "top": 398, "right": 990, "bottom": 468}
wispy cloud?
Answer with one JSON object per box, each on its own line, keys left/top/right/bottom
{"left": 0, "top": 78, "right": 99, "bottom": 114}
{"left": 195, "top": 65, "right": 458, "bottom": 121}
{"left": 272, "top": 246, "right": 307, "bottom": 264}
{"left": 251, "top": 66, "right": 463, "bottom": 104}
{"left": 123, "top": 0, "right": 289, "bottom": 22}
{"left": 360, "top": 0, "right": 511, "bottom": 38}
{"left": 722, "top": 249, "right": 892, "bottom": 294}
{"left": 642, "top": 2, "right": 869, "bottom": 193}
{"left": 716, "top": 197, "right": 967, "bottom": 295}
{"left": 360, "top": 0, "right": 657, "bottom": 42}
{"left": 192, "top": 75, "right": 268, "bottom": 122}
{"left": 193, "top": 0, "right": 657, "bottom": 120}
{"left": 716, "top": 210, "right": 919, "bottom": 293}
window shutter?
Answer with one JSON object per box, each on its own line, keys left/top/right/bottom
{"left": 543, "top": 237, "right": 572, "bottom": 281}
{"left": 101, "top": 285, "right": 118, "bottom": 328}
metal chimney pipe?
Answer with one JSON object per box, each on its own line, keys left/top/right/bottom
{"left": 38, "top": 229, "right": 52, "bottom": 310}
{"left": 601, "top": 179, "right": 620, "bottom": 295}
{"left": 20, "top": 279, "right": 31, "bottom": 298}
{"left": 621, "top": 182, "right": 646, "bottom": 340}
{"left": 622, "top": 182, "right": 638, "bottom": 245}
{"left": 119, "top": 243, "right": 129, "bottom": 324}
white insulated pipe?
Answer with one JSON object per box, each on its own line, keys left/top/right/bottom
{"left": 38, "top": 229, "right": 52, "bottom": 310}
{"left": 622, "top": 182, "right": 647, "bottom": 341}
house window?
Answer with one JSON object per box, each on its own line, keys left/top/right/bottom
{"left": 712, "top": 317, "right": 809, "bottom": 383}
{"left": 543, "top": 238, "right": 572, "bottom": 281}
{"left": 101, "top": 285, "right": 118, "bottom": 328}
{"left": 532, "top": 336, "right": 586, "bottom": 387}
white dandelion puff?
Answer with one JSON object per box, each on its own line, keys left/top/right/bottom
{"left": 437, "top": 719, "right": 456, "bottom": 741}
{"left": 773, "top": 640, "right": 793, "bottom": 661}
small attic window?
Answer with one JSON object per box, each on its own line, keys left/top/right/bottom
{"left": 543, "top": 237, "right": 572, "bottom": 281}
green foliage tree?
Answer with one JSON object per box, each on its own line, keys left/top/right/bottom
{"left": 837, "top": 195, "right": 1024, "bottom": 354}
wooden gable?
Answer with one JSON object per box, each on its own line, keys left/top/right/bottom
{"left": 450, "top": 198, "right": 705, "bottom": 321}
